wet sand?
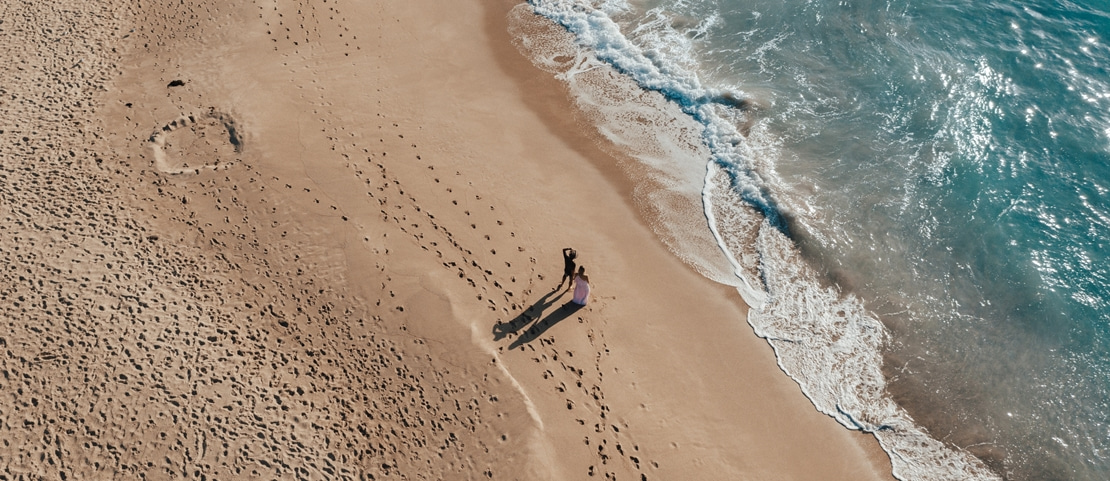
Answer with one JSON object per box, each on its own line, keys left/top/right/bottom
{"left": 0, "top": 0, "right": 894, "bottom": 479}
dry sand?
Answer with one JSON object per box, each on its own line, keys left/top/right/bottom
{"left": 0, "top": 0, "right": 895, "bottom": 479}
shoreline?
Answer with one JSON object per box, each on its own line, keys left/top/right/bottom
{"left": 513, "top": 3, "right": 1008, "bottom": 480}
{"left": 1, "top": 0, "right": 894, "bottom": 479}
{"left": 484, "top": 2, "right": 896, "bottom": 478}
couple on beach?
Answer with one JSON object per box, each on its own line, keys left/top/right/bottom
{"left": 559, "top": 248, "right": 590, "bottom": 306}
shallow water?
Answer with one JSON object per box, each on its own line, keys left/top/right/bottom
{"left": 522, "top": 0, "right": 1110, "bottom": 479}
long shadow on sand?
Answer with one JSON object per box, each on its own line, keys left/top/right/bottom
{"left": 493, "top": 287, "right": 583, "bottom": 349}
{"left": 493, "top": 287, "right": 564, "bottom": 341}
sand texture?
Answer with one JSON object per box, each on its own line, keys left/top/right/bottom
{"left": 0, "top": 0, "right": 894, "bottom": 479}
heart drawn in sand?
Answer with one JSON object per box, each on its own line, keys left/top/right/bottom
{"left": 149, "top": 108, "right": 244, "bottom": 174}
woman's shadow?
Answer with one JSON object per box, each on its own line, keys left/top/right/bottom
{"left": 493, "top": 287, "right": 583, "bottom": 350}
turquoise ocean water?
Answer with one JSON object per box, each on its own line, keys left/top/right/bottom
{"left": 521, "top": 0, "right": 1110, "bottom": 479}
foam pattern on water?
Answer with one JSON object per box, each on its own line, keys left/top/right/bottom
{"left": 508, "top": 4, "right": 747, "bottom": 290}
{"left": 519, "top": 1, "right": 1000, "bottom": 479}
{"left": 529, "top": 0, "right": 782, "bottom": 225}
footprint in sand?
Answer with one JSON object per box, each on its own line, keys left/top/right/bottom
{"left": 149, "top": 108, "right": 244, "bottom": 174}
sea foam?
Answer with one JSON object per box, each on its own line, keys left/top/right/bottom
{"left": 516, "top": 1, "right": 1001, "bottom": 479}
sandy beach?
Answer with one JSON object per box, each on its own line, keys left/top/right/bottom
{"left": 1, "top": 0, "right": 894, "bottom": 479}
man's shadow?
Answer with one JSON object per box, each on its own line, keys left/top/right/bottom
{"left": 493, "top": 287, "right": 563, "bottom": 341}
{"left": 493, "top": 287, "right": 583, "bottom": 349}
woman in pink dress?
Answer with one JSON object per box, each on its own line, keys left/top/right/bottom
{"left": 571, "top": 266, "right": 591, "bottom": 306}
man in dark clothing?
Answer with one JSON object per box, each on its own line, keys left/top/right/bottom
{"left": 559, "top": 248, "right": 577, "bottom": 290}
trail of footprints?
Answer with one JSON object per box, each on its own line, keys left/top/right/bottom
{"left": 1, "top": 0, "right": 661, "bottom": 478}
{"left": 126, "top": 158, "right": 510, "bottom": 479}
{"left": 264, "top": 2, "right": 663, "bottom": 471}
{"left": 315, "top": 102, "right": 662, "bottom": 479}
{"left": 1, "top": 1, "right": 513, "bottom": 480}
